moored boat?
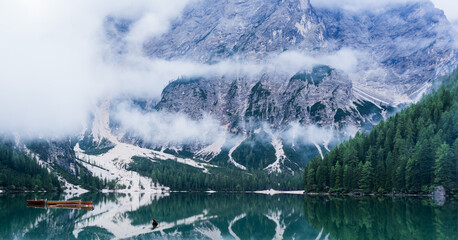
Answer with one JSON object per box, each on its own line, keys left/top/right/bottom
{"left": 47, "top": 200, "right": 82, "bottom": 205}
{"left": 26, "top": 203, "right": 47, "bottom": 209}
{"left": 27, "top": 199, "right": 46, "bottom": 205}
{"left": 48, "top": 204, "right": 93, "bottom": 210}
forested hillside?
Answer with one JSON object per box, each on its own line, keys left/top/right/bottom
{"left": 128, "top": 156, "right": 303, "bottom": 191}
{"left": 0, "top": 141, "right": 61, "bottom": 191}
{"left": 305, "top": 69, "right": 458, "bottom": 194}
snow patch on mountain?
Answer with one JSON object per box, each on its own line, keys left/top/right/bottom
{"left": 228, "top": 137, "right": 247, "bottom": 170}
{"left": 195, "top": 131, "right": 226, "bottom": 162}
{"left": 24, "top": 147, "right": 89, "bottom": 194}
{"left": 75, "top": 103, "right": 218, "bottom": 189}
{"left": 264, "top": 129, "right": 287, "bottom": 174}
{"left": 314, "top": 142, "right": 324, "bottom": 159}
{"left": 412, "top": 81, "right": 433, "bottom": 103}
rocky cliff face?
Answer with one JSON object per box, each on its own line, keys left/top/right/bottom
{"left": 128, "top": 0, "right": 457, "bottom": 171}
{"left": 156, "top": 65, "right": 378, "bottom": 132}
{"left": 144, "top": 0, "right": 456, "bottom": 98}
{"left": 148, "top": 0, "right": 456, "bottom": 130}
{"left": 26, "top": 138, "right": 79, "bottom": 175}
{"left": 145, "top": 0, "right": 326, "bottom": 63}
{"left": 83, "top": 0, "right": 457, "bottom": 175}
{"left": 317, "top": 1, "right": 457, "bottom": 99}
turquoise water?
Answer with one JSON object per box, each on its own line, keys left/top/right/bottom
{"left": 0, "top": 193, "right": 456, "bottom": 239}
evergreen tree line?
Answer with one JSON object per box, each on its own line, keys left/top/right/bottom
{"left": 128, "top": 156, "right": 303, "bottom": 191}
{"left": 53, "top": 162, "right": 117, "bottom": 191}
{"left": 0, "top": 142, "right": 61, "bottom": 191}
{"left": 303, "top": 196, "right": 458, "bottom": 240}
{"left": 305, "top": 70, "right": 458, "bottom": 194}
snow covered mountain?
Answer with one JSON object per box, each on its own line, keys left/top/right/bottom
{"left": 123, "top": 0, "right": 457, "bottom": 169}
{"left": 24, "top": 0, "right": 458, "bottom": 190}
{"left": 94, "top": 0, "right": 455, "bottom": 170}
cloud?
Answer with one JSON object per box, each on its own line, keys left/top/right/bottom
{"left": 431, "top": 0, "right": 458, "bottom": 24}
{"left": 270, "top": 48, "right": 359, "bottom": 74}
{"left": 281, "top": 122, "right": 358, "bottom": 149}
{"left": 0, "top": 0, "right": 449, "bottom": 145}
{"left": 113, "top": 47, "right": 360, "bottom": 98}
{"left": 0, "top": 0, "right": 362, "bottom": 139}
{"left": 113, "top": 102, "right": 224, "bottom": 145}
{"left": 0, "top": 0, "right": 194, "bottom": 137}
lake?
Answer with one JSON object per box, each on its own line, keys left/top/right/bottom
{"left": 0, "top": 192, "right": 456, "bottom": 239}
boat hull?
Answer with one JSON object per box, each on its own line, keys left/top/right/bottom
{"left": 48, "top": 200, "right": 82, "bottom": 205}
{"left": 48, "top": 204, "right": 93, "bottom": 210}
{"left": 27, "top": 199, "right": 46, "bottom": 205}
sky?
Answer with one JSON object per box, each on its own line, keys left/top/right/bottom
{"left": 0, "top": 0, "right": 195, "bottom": 137}
{"left": 0, "top": 0, "right": 456, "bottom": 140}
{"left": 431, "top": 0, "right": 458, "bottom": 25}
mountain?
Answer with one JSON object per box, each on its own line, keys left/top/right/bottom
{"left": 304, "top": 69, "right": 458, "bottom": 194}
{"left": 133, "top": 0, "right": 456, "bottom": 168}
{"left": 2, "top": 0, "right": 457, "bottom": 192}
{"left": 145, "top": 0, "right": 324, "bottom": 62}
{"left": 0, "top": 140, "right": 61, "bottom": 191}
{"left": 145, "top": 0, "right": 456, "bottom": 102}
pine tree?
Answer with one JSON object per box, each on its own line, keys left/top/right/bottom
{"left": 304, "top": 69, "right": 458, "bottom": 194}
{"left": 305, "top": 165, "right": 316, "bottom": 191}
{"left": 433, "top": 143, "right": 456, "bottom": 190}
{"left": 359, "top": 161, "right": 374, "bottom": 192}
{"left": 343, "top": 164, "right": 352, "bottom": 191}
{"left": 406, "top": 158, "right": 420, "bottom": 193}
{"left": 334, "top": 161, "right": 342, "bottom": 189}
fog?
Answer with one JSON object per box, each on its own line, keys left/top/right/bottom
{"left": 0, "top": 0, "right": 194, "bottom": 137}
{"left": 0, "top": 0, "right": 361, "bottom": 139}
{"left": 113, "top": 102, "right": 225, "bottom": 145}
{"left": 282, "top": 122, "right": 358, "bottom": 149}
{"left": 0, "top": 0, "right": 454, "bottom": 146}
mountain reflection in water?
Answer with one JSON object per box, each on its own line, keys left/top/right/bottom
{"left": 0, "top": 193, "right": 456, "bottom": 239}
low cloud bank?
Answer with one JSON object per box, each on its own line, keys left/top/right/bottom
{"left": 282, "top": 122, "right": 358, "bottom": 149}
{"left": 113, "top": 102, "right": 225, "bottom": 146}
{"left": 0, "top": 0, "right": 194, "bottom": 137}
{"left": 0, "top": 0, "right": 451, "bottom": 143}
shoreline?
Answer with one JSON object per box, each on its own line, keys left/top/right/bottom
{"left": 1, "top": 189, "right": 457, "bottom": 198}
{"left": 304, "top": 192, "right": 458, "bottom": 198}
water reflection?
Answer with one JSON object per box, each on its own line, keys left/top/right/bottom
{"left": 0, "top": 193, "right": 456, "bottom": 239}
{"left": 0, "top": 193, "right": 317, "bottom": 239}
{"left": 303, "top": 196, "right": 458, "bottom": 240}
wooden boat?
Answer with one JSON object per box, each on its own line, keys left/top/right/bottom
{"left": 27, "top": 203, "right": 47, "bottom": 209}
{"left": 27, "top": 199, "right": 46, "bottom": 205}
{"left": 81, "top": 206, "right": 94, "bottom": 211}
{"left": 26, "top": 199, "right": 93, "bottom": 211}
{"left": 48, "top": 204, "right": 93, "bottom": 210}
{"left": 47, "top": 200, "right": 81, "bottom": 205}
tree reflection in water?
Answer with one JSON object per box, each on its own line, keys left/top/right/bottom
{"left": 0, "top": 193, "right": 456, "bottom": 239}
{"left": 303, "top": 196, "right": 458, "bottom": 240}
